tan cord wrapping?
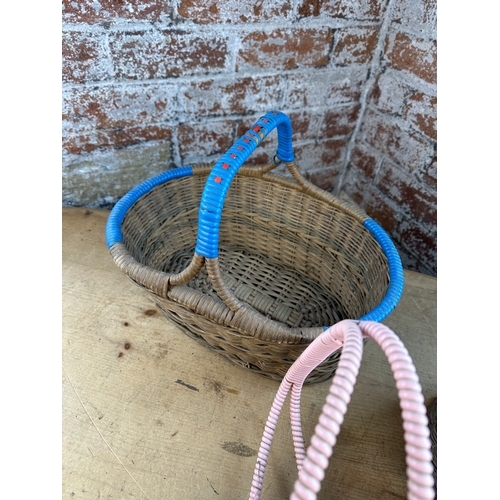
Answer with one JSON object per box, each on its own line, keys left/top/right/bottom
{"left": 205, "top": 258, "right": 244, "bottom": 312}
{"left": 110, "top": 243, "right": 170, "bottom": 298}
{"left": 169, "top": 253, "right": 205, "bottom": 287}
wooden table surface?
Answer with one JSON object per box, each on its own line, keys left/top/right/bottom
{"left": 62, "top": 207, "right": 437, "bottom": 500}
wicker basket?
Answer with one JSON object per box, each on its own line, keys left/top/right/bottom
{"left": 106, "top": 111, "right": 404, "bottom": 383}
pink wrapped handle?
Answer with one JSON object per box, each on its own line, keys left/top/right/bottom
{"left": 249, "top": 320, "right": 435, "bottom": 500}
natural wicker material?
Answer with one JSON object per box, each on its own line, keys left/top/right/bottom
{"left": 106, "top": 111, "right": 403, "bottom": 383}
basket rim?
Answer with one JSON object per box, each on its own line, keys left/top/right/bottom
{"left": 105, "top": 166, "right": 404, "bottom": 329}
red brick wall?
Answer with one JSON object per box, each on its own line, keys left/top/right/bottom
{"left": 62, "top": 0, "right": 437, "bottom": 276}
{"left": 341, "top": 0, "right": 437, "bottom": 275}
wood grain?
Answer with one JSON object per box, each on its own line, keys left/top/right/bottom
{"left": 62, "top": 207, "right": 436, "bottom": 499}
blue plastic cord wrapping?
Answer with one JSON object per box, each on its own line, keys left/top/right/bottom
{"left": 105, "top": 166, "right": 193, "bottom": 248}
{"left": 195, "top": 111, "right": 294, "bottom": 258}
{"left": 358, "top": 218, "right": 405, "bottom": 322}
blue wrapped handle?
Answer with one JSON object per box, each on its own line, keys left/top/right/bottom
{"left": 106, "top": 166, "right": 193, "bottom": 248}
{"left": 195, "top": 111, "right": 294, "bottom": 259}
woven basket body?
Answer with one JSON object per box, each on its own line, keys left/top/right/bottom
{"left": 106, "top": 111, "right": 404, "bottom": 383}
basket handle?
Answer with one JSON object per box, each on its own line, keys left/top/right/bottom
{"left": 249, "top": 320, "right": 435, "bottom": 500}
{"left": 194, "top": 110, "right": 294, "bottom": 259}
{"left": 187, "top": 110, "right": 307, "bottom": 316}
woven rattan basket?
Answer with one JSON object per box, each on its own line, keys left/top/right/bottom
{"left": 106, "top": 111, "right": 404, "bottom": 383}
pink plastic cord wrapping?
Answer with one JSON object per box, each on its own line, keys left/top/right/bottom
{"left": 249, "top": 320, "right": 435, "bottom": 500}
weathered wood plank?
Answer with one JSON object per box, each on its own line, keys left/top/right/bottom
{"left": 62, "top": 207, "right": 436, "bottom": 499}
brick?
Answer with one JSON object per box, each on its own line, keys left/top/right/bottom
{"left": 318, "top": 138, "right": 348, "bottom": 165}
{"left": 237, "top": 28, "right": 332, "bottom": 71}
{"left": 182, "top": 76, "right": 283, "bottom": 118}
{"left": 285, "top": 67, "right": 365, "bottom": 108}
{"left": 389, "top": 238, "right": 434, "bottom": 276}
{"left": 62, "top": 31, "right": 110, "bottom": 83}
{"left": 342, "top": 176, "right": 399, "bottom": 231}
{"left": 62, "top": 142, "right": 172, "bottom": 207}
{"left": 178, "top": 0, "right": 292, "bottom": 24}
{"left": 62, "top": 0, "right": 168, "bottom": 23}
{"left": 287, "top": 110, "right": 323, "bottom": 142}
{"left": 360, "top": 109, "right": 434, "bottom": 173}
{"left": 63, "top": 125, "right": 173, "bottom": 155}
{"left": 297, "top": 0, "right": 322, "bottom": 17}
{"left": 298, "top": 0, "right": 386, "bottom": 19}
{"left": 109, "top": 31, "right": 228, "bottom": 79}
{"left": 422, "top": 155, "right": 436, "bottom": 190}
{"left": 62, "top": 84, "right": 177, "bottom": 133}
{"left": 391, "top": 0, "right": 437, "bottom": 40}
{"left": 363, "top": 188, "right": 399, "bottom": 231}
{"left": 376, "top": 159, "right": 436, "bottom": 226}
{"left": 349, "top": 142, "right": 379, "bottom": 178}
{"left": 242, "top": 150, "right": 273, "bottom": 167}
{"left": 293, "top": 138, "right": 348, "bottom": 172}
{"left": 333, "top": 27, "right": 380, "bottom": 65}
{"left": 178, "top": 120, "right": 235, "bottom": 160}
{"left": 370, "top": 70, "right": 413, "bottom": 115}
{"left": 404, "top": 91, "right": 437, "bottom": 140}
{"left": 396, "top": 218, "right": 436, "bottom": 275}
{"left": 341, "top": 177, "right": 365, "bottom": 208}
{"left": 306, "top": 166, "right": 340, "bottom": 191}
{"left": 320, "top": 103, "right": 361, "bottom": 138}
{"left": 384, "top": 30, "right": 437, "bottom": 84}
{"left": 342, "top": 170, "right": 370, "bottom": 205}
